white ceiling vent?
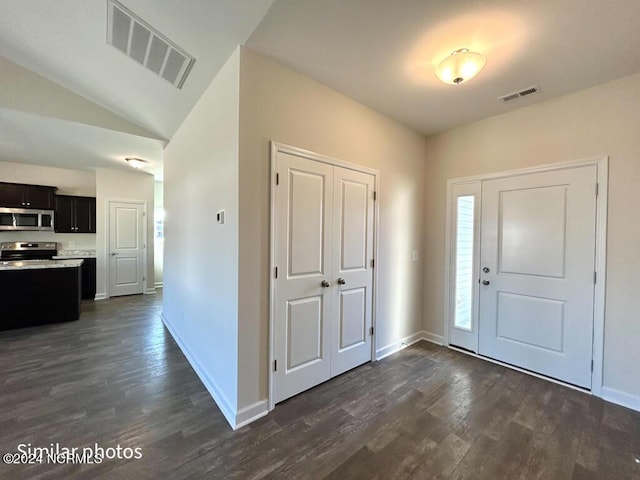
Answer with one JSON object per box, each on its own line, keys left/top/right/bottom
{"left": 107, "top": 0, "right": 195, "bottom": 89}
{"left": 500, "top": 85, "right": 540, "bottom": 103}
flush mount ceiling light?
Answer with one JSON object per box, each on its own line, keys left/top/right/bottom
{"left": 435, "top": 48, "right": 486, "bottom": 85}
{"left": 125, "top": 157, "right": 148, "bottom": 169}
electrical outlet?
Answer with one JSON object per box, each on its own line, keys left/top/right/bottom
{"left": 412, "top": 250, "right": 419, "bottom": 262}
{"left": 216, "top": 210, "right": 226, "bottom": 224}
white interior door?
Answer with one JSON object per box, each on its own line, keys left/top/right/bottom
{"left": 273, "top": 152, "right": 334, "bottom": 404}
{"left": 331, "top": 166, "right": 375, "bottom": 376}
{"left": 478, "top": 166, "right": 597, "bottom": 388}
{"left": 109, "top": 201, "right": 145, "bottom": 297}
{"left": 273, "top": 148, "right": 376, "bottom": 404}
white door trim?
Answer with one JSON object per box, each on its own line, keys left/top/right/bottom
{"left": 269, "top": 141, "right": 380, "bottom": 411}
{"left": 443, "top": 156, "right": 608, "bottom": 396}
{"left": 105, "top": 199, "right": 148, "bottom": 299}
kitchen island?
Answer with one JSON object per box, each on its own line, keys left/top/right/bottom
{"left": 0, "top": 259, "right": 83, "bottom": 330}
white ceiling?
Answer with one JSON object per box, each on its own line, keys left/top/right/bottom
{"left": 248, "top": 0, "right": 640, "bottom": 134}
{"left": 0, "top": 0, "right": 274, "bottom": 140}
{"left": 0, "top": 0, "right": 274, "bottom": 179}
{"left": 0, "top": 0, "right": 639, "bottom": 178}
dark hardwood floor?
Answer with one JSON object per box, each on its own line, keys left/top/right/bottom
{"left": 1, "top": 293, "right": 639, "bottom": 479}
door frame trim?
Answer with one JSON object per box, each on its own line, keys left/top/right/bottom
{"left": 105, "top": 199, "right": 148, "bottom": 299}
{"left": 268, "top": 141, "right": 380, "bottom": 411}
{"left": 443, "top": 156, "right": 608, "bottom": 396}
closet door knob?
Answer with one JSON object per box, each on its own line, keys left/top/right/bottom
{"left": 321, "top": 280, "right": 331, "bottom": 288}
{"left": 337, "top": 278, "right": 346, "bottom": 285}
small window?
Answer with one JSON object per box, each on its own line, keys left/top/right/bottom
{"left": 454, "top": 196, "right": 475, "bottom": 330}
{"left": 155, "top": 208, "right": 164, "bottom": 240}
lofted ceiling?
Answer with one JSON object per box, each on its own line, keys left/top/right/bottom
{"left": 247, "top": 0, "right": 640, "bottom": 135}
{"left": 0, "top": 0, "right": 275, "bottom": 179}
{"left": 0, "top": 0, "right": 639, "bottom": 178}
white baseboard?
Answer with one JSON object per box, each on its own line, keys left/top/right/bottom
{"left": 94, "top": 293, "right": 107, "bottom": 301}
{"left": 145, "top": 288, "right": 156, "bottom": 295}
{"left": 376, "top": 331, "right": 445, "bottom": 360}
{"left": 154, "top": 282, "right": 163, "bottom": 289}
{"left": 422, "top": 331, "right": 444, "bottom": 346}
{"left": 235, "top": 400, "right": 269, "bottom": 429}
{"left": 376, "top": 331, "right": 428, "bottom": 360}
{"left": 602, "top": 386, "right": 640, "bottom": 412}
{"left": 161, "top": 313, "right": 238, "bottom": 429}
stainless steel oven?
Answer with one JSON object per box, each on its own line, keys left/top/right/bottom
{"left": 0, "top": 208, "right": 54, "bottom": 231}
{"left": 0, "top": 242, "right": 57, "bottom": 260}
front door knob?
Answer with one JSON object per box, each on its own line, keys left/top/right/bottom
{"left": 482, "top": 279, "right": 490, "bottom": 286}
{"left": 321, "top": 280, "right": 331, "bottom": 288}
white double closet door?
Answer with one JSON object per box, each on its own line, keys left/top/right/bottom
{"left": 273, "top": 150, "right": 375, "bottom": 404}
{"left": 450, "top": 165, "right": 598, "bottom": 389}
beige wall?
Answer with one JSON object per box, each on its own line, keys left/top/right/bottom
{"left": 96, "top": 168, "right": 155, "bottom": 298}
{"left": 0, "top": 160, "right": 95, "bottom": 196}
{"left": 423, "top": 73, "right": 640, "bottom": 399}
{"left": 0, "top": 160, "right": 96, "bottom": 250}
{"left": 162, "top": 48, "right": 241, "bottom": 417}
{"left": 237, "top": 47, "right": 427, "bottom": 409}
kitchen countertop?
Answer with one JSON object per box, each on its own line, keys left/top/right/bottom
{"left": 53, "top": 249, "right": 96, "bottom": 259}
{"left": 0, "top": 259, "right": 84, "bottom": 271}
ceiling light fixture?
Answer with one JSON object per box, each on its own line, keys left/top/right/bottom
{"left": 435, "top": 48, "right": 486, "bottom": 85}
{"left": 125, "top": 157, "right": 148, "bottom": 169}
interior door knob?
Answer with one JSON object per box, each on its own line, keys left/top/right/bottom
{"left": 111, "top": 252, "right": 117, "bottom": 256}
{"left": 337, "top": 278, "right": 346, "bottom": 285}
{"left": 482, "top": 279, "right": 490, "bottom": 286}
{"left": 321, "top": 280, "right": 331, "bottom": 288}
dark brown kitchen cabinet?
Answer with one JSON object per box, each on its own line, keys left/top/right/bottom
{"left": 55, "top": 195, "right": 96, "bottom": 233}
{"left": 81, "top": 258, "right": 97, "bottom": 300}
{"left": 0, "top": 182, "right": 56, "bottom": 209}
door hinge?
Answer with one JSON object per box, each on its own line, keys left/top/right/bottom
{"left": 276, "top": 173, "right": 279, "bottom": 185}
{"left": 274, "top": 267, "right": 278, "bottom": 279}
{"left": 143, "top": 211, "right": 146, "bottom": 217}
{"left": 370, "top": 259, "right": 375, "bottom": 268}
{"left": 143, "top": 276, "right": 146, "bottom": 281}
{"left": 373, "top": 191, "right": 377, "bottom": 201}
{"left": 274, "top": 359, "right": 277, "bottom": 372}
{"left": 591, "top": 359, "right": 594, "bottom": 372}
{"left": 594, "top": 271, "right": 597, "bottom": 284}
{"left": 370, "top": 326, "right": 374, "bottom": 336}
{"left": 595, "top": 183, "right": 599, "bottom": 197}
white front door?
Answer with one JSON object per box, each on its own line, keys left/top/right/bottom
{"left": 273, "top": 149, "right": 376, "bottom": 404}
{"left": 109, "top": 201, "right": 145, "bottom": 297}
{"left": 331, "top": 166, "right": 374, "bottom": 376}
{"left": 478, "top": 166, "right": 597, "bottom": 388}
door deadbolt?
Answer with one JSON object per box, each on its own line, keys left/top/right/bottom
{"left": 482, "top": 267, "right": 490, "bottom": 273}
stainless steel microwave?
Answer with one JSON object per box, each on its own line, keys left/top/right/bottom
{"left": 0, "top": 207, "right": 55, "bottom": 231}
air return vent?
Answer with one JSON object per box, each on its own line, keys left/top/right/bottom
{"left": 500, "top": 85, "right": 540, "bottom": 103}
{"left": 107, "top": 0, "right": 195, "bottom": 89}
